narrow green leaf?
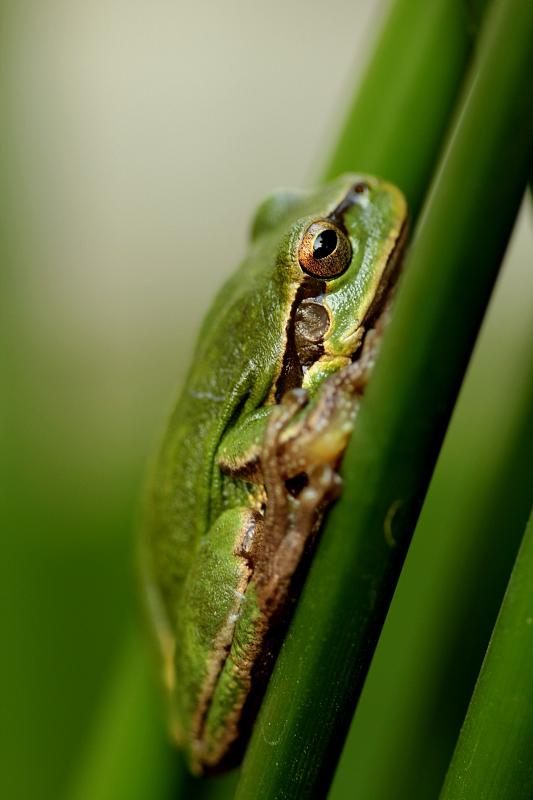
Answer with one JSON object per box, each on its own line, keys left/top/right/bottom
{"left": 440, "top": 507, "right": 533, "bottom": 799}
{"left": 322, "top": 0, "right": 490, "bottom": 216}
{"left": 237, "top": 0, "right": 533, "bottom": 796}
{"left": 329, "top": 210, "right": 533, "bottom": 799}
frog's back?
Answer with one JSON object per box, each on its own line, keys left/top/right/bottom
{"left": 143, "top": 176, "right": 361, "bottom": 630}
{"left": 144, "top": 247, "right": 287, "bottom": 629}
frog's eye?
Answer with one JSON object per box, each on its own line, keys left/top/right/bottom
{"left": 298, "top": 220, "right": 351, "bottom": 279}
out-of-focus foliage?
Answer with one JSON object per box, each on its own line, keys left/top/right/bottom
{"left": 0, "top": 2, "right": 379, "bottom": 798}
{"left": 2, "top": 1, "right": 532, "bottom": 799}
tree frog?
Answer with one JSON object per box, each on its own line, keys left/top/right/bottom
{"left": 142, "top": 173, "right": 407, "bottom": 774}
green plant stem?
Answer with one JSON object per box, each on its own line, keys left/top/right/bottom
{"left": 236, "top": 0, "right": 533, "bottom": 796}
{"left": 440, "top": 507, "right": 533, "bottom": 800}
{"left": 322, "top": 0, "right": 489, "bottom": 217}
{"left": 329, "top": 215, "right": 533, "bottom": 800}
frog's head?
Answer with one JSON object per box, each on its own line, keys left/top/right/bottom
{"left": 264, "top": 173, "right": 407, "bottom": 399}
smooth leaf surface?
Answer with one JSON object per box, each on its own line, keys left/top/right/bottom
{"left": 237, "top": 0, "right": 533, "bottom": 795}
{"left": 440, "top": 507, "right": 533, "bottom": 799}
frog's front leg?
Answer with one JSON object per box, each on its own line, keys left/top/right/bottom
{"left": 251, "top": 326, "right": 382, "bottom": 613}
{"left": 250, "top": 391, "right": 341, "bottom": 613}
{"left": 215, "top": 394, "right": 340, "bottom": 619}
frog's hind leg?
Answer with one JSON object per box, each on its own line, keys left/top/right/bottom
{"left": 258, "top": 463, "right": 341, "bottom": 611}
{"left": 175, "top": 507, "right": 260, "bottom": 768}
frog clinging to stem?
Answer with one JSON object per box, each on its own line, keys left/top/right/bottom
{"left": 142, "top": 173, "right": 407, "bottom": 774}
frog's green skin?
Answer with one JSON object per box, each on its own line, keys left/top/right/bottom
{"left": 142, "top": 173, "right": 407, "bottom": 774}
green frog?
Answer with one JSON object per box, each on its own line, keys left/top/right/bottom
{"left": 141, "top": 173, "right": 407, "bottom": 774}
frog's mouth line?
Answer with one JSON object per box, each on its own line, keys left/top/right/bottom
{"left": 346, "top": 217, "right": 409, "bottom": 364}
{"left": 360, "top": 219, "right": 408, "bottom": 336}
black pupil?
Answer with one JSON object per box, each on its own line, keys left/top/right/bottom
{"left": 313, "top": 229, "right": 338, "bottom": 259}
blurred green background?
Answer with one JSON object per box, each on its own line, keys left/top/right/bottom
{"left": 1, "top": 1, "right": 531, "bottom": 799}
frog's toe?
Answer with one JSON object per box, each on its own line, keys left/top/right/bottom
{"left": 308, "top": 463, "right": 343, "bottom": 497}
{"left": 280, "top": 386, "right": 308, "bottom": 411}
{"left": 297, "top": 465, "right": 342, "bottom": 519}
